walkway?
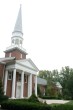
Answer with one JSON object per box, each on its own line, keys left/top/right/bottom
{"left": 38, "top": 98, "right": 69, "bottom": 104}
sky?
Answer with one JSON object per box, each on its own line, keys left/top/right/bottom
{"left": 0, "top": 0, "right": 73, "bottom": 71}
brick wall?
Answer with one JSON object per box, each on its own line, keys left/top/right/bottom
{"left": 0, "top": 64, "right": 4, "bottom": 79}
{"left": 5, "top": 49, "right": 26, "bottom": 60}
{"left": 40, "top": 85, "right": 46, "bottom": 95}
{"left": 6, "top": 72, "right": 37, "bottom": 98}
{"left": 6, "top": 80, "right": 12, "bottom": 97}
{"left": 24, "top": 81, "right": 28, "bottom": 97}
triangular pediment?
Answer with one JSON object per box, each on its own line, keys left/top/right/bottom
{"left": 16, "top": 58, "right": 39, "bottom": 72}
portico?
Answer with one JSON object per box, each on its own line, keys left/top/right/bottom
{"left": 4, "top": 58, "right": 38, "bottom": 99}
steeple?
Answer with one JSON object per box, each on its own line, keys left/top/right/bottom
{"left": 11, "top": 5, "right": 23, "bottom": 47}
{"left": 5, "top": 5, "right": 27, "bottom": 60}
{"left": 13, "top": 5, "right": 23, "bottom": 35}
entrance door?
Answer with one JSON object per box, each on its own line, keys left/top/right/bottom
{"left": 16, "top": 82, "right": 21, "bottom": 98}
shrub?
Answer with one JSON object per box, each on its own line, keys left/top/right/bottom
{"left": 28, "top": 93, "right": 39, "bottom": 102}
{"left": 0, "top": 79, "right": 8, "bottom": 104}
{"left": 1, "top": 100, "right": 51, "bottom": 110}
{"left": 0, "top": 95, "right": 8, "bottom": 104}
{"left": 40, "top": 96, "right": 62, "bottom": 100}
{"left": 52, "top": 104, "right": 73, "bottom": 110}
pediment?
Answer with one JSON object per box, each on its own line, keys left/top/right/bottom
{"left": 16, "top": 58, "right": 39, "bottom": 72}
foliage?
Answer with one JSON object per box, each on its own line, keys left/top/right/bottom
{"left": 39, "top": 95, "right": 62, "bottom": 99}
{"left": 59, "top": 66, "right": 73, "bottom": 99}
{"left": 0, "top": 79, "right": 4, "bottom": 96}
{"left": 38, "top": 70, "right": 59, "bottom": 82}
{"left": 38, "top": 67, "right": 73, "bottom": 99}
{"left": 46, "top": 84, "right": 58, "bottom": 97}
{"left": 0, "top": 79, "right": 8, "bottom": 104}
{"left": 28, "top": 93, "right": 39, "bottom": 102}
{"left": 2, "top": 99, "right": 73, "bottom": 110}
{"left": 38, "top": 70, "right": 62, "bottom": 98}
{"left": 37, "top": 85, "right": 41, "bottom": 96}
{"left": 52, "top": 104, "right": 73, "bottom": 110}
{"left": 1, "top": 100, "right": 51, "bottom": 110}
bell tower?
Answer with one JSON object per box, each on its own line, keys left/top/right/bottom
{"left": 4, "top": 5, "right": 27, "bottom": 60}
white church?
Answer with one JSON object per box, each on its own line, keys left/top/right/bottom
{"left": 0, "top": 5, "right": 47, "bottom": 99}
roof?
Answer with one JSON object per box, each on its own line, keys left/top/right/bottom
{"left": 12, "top": 5, "right": 23, "bottom": 35}
{"left": 37, "top": 77, "right": 47, "bottom": 85}
{"left": 16, "top": 58, "right": 39, "bottom": 72}
{"left": 0, "top": 57, "right": 15, "bottom": 62}
{"left": 56, "top": 82, "right": 62, "bottom": 88}
{"left": 0, "top": 57, "right": 15, "bottom": 65}
{"left": 4, "top": 45, "right": 28, "bottom": 55}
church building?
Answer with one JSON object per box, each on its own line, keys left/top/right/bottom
{"left": 0, "top": 6, "right": 47, "bottom": 99}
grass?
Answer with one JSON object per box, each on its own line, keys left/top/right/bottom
{"left": 65, "top": 100, "right": 73, "bottom": 105}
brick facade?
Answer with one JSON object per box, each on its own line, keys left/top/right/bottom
{"left": 5, "top": 71, "right": 35, "bottom": 98}
{"left": 6, "top": 80, "right": 12, "bottom": 97}
{"left": 0, "top": 64, "right": 4, "bottom": 79}
{"left": 40, "top": 85, "right": 46, "bottom": 95}
{"left": 0, "top": 64, "right": 5, "bottom": 88}
{"left": 5, "top": 49, "right": 26, "bottom": 60}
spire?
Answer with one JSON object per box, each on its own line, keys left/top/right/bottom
{"left": 11, "top": 5, "right": 23, "bottom": 47}
{"left": 12, "top": 5, "right": 23, "bottom": 36}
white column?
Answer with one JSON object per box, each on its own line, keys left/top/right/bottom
{"left": 11, "top": 69, "right": 16, "bottom": 99}
{"left": 28, "top": 75, "right": 30, "bottom": 97}
{"left": 28, "top": 74, "right": 32, "bottom": 97}
{"left": 4, "top": 70, "right": 8, "bottom": 95}
{"left": 20, "top": 71, "right": 24, "bottom": 98}
{"left": 35, "top": 75, "right": 37, "bottom": 96}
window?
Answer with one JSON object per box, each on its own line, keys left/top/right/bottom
{"left": 18, "top": 74, "right": 21, "bottom": 81}
{"left": 8, "top": 71, "right": 12, "bottom": 80}
{"left": 20, "top": 54, "right": 22, "bottom": 58}
{"left": 24, "top": 74, "right": 27, "bottom": 83}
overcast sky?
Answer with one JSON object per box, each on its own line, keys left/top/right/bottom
{"left": 0, "top": 0, "right": 73, "bottom": 71}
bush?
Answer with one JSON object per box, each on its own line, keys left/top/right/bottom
{"left": 52, "top": 104, "right": 73, "bottom": 110}
{"left": 0, "top": 95, "right": 8, "bottom": 104}
{"left": 40, "top": 96, "right": 62, "bottom": 100}
{"left": 0, "top": 79, "right": 8, "bottom": 104}
{"left": 2, "top": 98, "right": 73, "bottom": 110}
{"left": 28, "top": 94, "right": 39, "bottom": 102}
{"left": 1, "top": 100, "right": 51, "bottom": 110}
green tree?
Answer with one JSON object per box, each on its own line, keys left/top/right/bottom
{"left": 38, "top": 70, "right": 60, "bottom": 97}
{"left": 59, "top": 66, "right": 73, "bottom": 99}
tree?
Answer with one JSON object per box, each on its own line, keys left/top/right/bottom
{"left": 59, "top": 66, "right": 73, "bottom": 99}
{"left": 38, "top": 70, "right": 60, "bottom": 97}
